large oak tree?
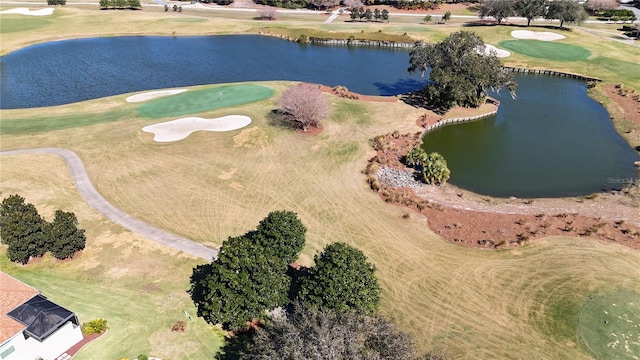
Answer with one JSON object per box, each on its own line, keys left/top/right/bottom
{"left": 252, "top": 210, "right": 307, "bottom": 266}
{"left": 514, "top": 0, "right": 547, "bottom": 26}
{"left": 47, "top": 210, "right": 86, "bottom": 260}
{"left": 408, "top": 31, "right": 516, "bottom": 111}
{"left": 479, "top": 0, "right": 515, "bottom": 24}
{"left": 231, "top": 303, "right": 418, "bottom": 360}
{"left": 0, "top": 195, "right": 47, "bottom": 264}
{"left": 189, "top": 210, "right": 306, "bottom": 331}
{"left": 298, "top": 242, "right": 381, "bottom": 315}
{"left": 189, "top": 236, "right": 291, "bottom": 331}
{"left": 545, "top": 0, "right": 589, "bottom": 28}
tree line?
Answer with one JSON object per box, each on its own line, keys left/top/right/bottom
{"left": 99, "top": 0, "right": 141, "bottom": 10}
{"left": 479, "top": 0, "right": 589, "bottom": 27}
{"left": 189, "top": 210, "right": 440, "bottom": 358}
{"left": 0, "top": 194, "right": 86, "bottom": 264}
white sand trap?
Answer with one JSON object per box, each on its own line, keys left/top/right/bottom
{"left": 511, "top": 30, "right": 565, "bottom": 41}
{"left": 126, "top": 89, "right": 188, "bottom": 103}
{"left": 477, "top": 44, "right": 511, "bottom": 58}
{"left": 0, "top": 7, "right": 54, "bottom": 16}
{"left": 143, "top": 115, "right": 252, "bottom": 142}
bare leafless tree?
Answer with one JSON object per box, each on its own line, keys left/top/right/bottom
{"left": 344, "top": 0, "right": 364, "bottom": 11}
{"left": 277, "top": 83, "right": 329, "bottom": 131}
{"left": 584, "top": 0, "right": 618, "bottom": 14}
{"left": 257, "top": 6, "right": 277, "bottom": 20}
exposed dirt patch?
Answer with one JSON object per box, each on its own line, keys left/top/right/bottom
{"left": 298, "top": 123, "right": 324, "bottom": 136}
{"left": 604, "top": 84, "right": 640, "bottom": 149}
{"left": 365, "top": 98, "right": 640, "bottom": 250}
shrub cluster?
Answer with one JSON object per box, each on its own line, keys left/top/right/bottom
{"left": 405, "top": 146, "right": 451, "bottom": 185}
{"left": 81, "top": 318, "right": 108, "bottom": 335}
{"left": 47, "top": 0, "right": 66, "bottom": 5}
{"left": 99, "top": 0, "right": 141, "bottom": 9}
{"left": 0, "top": 194, "right": 87, "bottom": 264}
{"left": 349, "top": 8, "right": 389, "bottom": 21}
{"left": 598, "top": 9, "right": 636, "bottom": 21}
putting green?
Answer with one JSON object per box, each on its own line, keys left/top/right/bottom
{"left": 137, "top": 84, "right": 275, "bottom": 118}
{"left": 500, "top": 40, "right": 591, "bottom": 61}
{"left": 578, "top": 291, "right": 640, "bottom": 359}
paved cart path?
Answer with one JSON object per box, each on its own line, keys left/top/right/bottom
{"left": 1, "top": 148, "right": 218, "bottom": 261}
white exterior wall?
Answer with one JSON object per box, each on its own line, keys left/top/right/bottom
{"left": 3, "top": 321, "right": 83, "bottom": 360}
{"left": 0, "top": 333, "right": 26, "bottom": 360}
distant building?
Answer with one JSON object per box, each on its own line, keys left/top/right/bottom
{"left": 0, "top": 271, "right": 83, "bottom": 360}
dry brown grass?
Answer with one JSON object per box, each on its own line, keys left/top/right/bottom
{"left": 2, "top": 6, "right": 640, "bottom": 357}
{"left": 3, "top": 81, "right": 640, "bottom": 358}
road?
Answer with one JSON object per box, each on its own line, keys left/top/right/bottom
{"left": 1, "top": 1, "right": 637, "bottom": 25}
{"left": 0, "top": 148, "right": 219, "bottom": 261}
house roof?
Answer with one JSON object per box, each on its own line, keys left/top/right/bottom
{"left": 0, "top": 271, "right": 40, "bottom": 344}
{"left": 7, "top": 294, "right": 76, "bottom": 342}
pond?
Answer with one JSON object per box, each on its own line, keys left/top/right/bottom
{"left": 0, "top": 35, "right": 426, "bottom": 109}
{"left": 422, "top": 74, "right": 639, "bottom": 198}
{"left": 1, "top": 34, "right": 638, "bottom": 197}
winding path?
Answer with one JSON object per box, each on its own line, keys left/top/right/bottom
{"left": 0, "top": 148, "right": 218, "bottom": 261}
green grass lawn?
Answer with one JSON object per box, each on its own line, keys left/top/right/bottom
{"left": 578, "top": 291, "right": 640, "bottom": 359}
{"left": 137, "top": 85, "right": 275, "bottom": 118}
{"left": 0, "top": 109, "right": 134, "bottom": 135}
{"left": 0, "top": 16, "right": 52, "bottom": 34}
{"left": 499, "top": 39, "right": 591, "bottom": 61}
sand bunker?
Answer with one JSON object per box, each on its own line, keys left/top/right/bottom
{"left": 511, "top": 30, "right": 565, "bottom": 41}
{"left": 0, "top": 7, "right": 54, "bottom": 16}
{"left": 126, "top": 89, "right": 188, "bottom": 103}
{"left": 478, "top": 44, "right": 511, "bottom": 58}
{"left": 142, "top": 115, "right": 252, "bottom": 142}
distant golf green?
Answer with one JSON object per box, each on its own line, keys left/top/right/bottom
{"left": 578, "top": 291, "right": 640, "bottom": 359}
{"left": 500, "top": 40, "right": 591, "bottom": 61}
{"left": 137, "top": 84, "right": 275, "bottom": 118}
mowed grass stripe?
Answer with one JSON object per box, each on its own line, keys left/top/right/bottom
{"left": 0, "top": 109, "right": 133, "bottom": 135}
{"left": 137, "top": 84, "right": 275, "bottom": 118}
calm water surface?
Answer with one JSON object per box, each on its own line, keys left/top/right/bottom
{"left": 0, "top": 35, "right": 426, "bottom": 109}
{"left": 422, "top": 75, "right": 639, "bottom": 197}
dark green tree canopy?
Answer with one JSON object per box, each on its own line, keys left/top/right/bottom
{"left": 0, "top": 195, "right": 47, "bottom": 264}
{"left": 298, "top": 242, "right": 381, "bottom": 315}
{"left": 545, "top": 0, "right": 589, "bottom": 27}
{"left": 229, "top": 302, "right": 417, "bottom": 360}
{"left": 479, "top": 0, "right": 515, "bottom": 24}
{"left": 408, "top": 31, "right": 516, "bottom": 111}
{"left": 514, "top": 0, "right": 546, "bottom": 26}
{"left": 253, "top": 210, "right": 306, "bottom": 265}
{"left": 189, "top": 210, "right": 306, "bottom": 331}
{"left": 47, "top": 210, "right": 86, "bottom": 260}
{"left": 189, "top": 236, "right": 291, "bottom": 331}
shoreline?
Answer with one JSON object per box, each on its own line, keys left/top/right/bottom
{"left": 362, "top": 82, "right": 640, "bottom": 251}
{"left": 367, "top": 129, "right": 640, "bottom": 250}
